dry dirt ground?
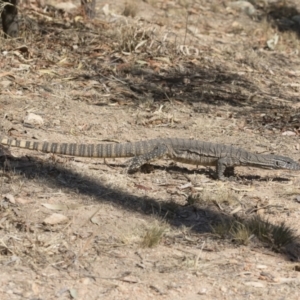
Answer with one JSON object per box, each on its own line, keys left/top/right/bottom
{"left": 1, "top": 0, "right": 300, "bottom": 299}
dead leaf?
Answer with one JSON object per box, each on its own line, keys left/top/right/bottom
{"left": 230, "top": 205, "right": 242, "bottom": 215}
{"left": 178, "top": 182, "right": 192, "bottom": 190}
{"left": 3, "top": 193, "right": 15, "bottom": 204}
{"left": 43, "top": 202, "right": 80, "bottom": 210}
{"left": 0, "top": 72, "right": 15, "bottom": 78}
{"left": 256, "top": 264, "right": 268, "bottom": 269}
{"left": 0, "top": 80, "right": 13, "bottom": 88}
{"left": 273, "top": 277, "right": 299, "bottom": 284}
{"left": 41, "top": 203, "right": 68, "bottom": 211}
{"left": 243, "top": 281, "right": 265, "bottom": 288}
{"left": 282, "top": 131, "right": 296, "bottom": 136}
{"left": 15, "top": 197, "right": 33, "bottom": 204}
{"left": 69, "top": 288, "right": 77, "bottom": 299}
{"left": 134, "top": 183, "right": 152, "bottom": 191}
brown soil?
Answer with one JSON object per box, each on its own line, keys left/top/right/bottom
{"left": 1, "top": 0, "right": 300, "bottom": 299}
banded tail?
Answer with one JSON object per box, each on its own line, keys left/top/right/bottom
{"left": 0, "top": 137, "right": 162, "bottom": 158}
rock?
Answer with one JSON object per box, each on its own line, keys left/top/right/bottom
{"left": 227, "top": 1, "right": 256, "bottom": 17}
{"left": 24, "top": 113, "right": 44, "bottom": 126}
{"left": 43, "top": 213, "right": 69, "bottom": 225}
{"left": 0, "top": 80, "right": 13, "bottom": 88}
{"left": 53, "top": 2, "right": 77, "bottom": 13}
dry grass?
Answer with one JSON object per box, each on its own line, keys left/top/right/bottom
{"left": 117, "top": 24, "right": 155, "bottom": 53}
{"left": 212, "top": 216, "right": 299, "bottom": 250}
{"left": 212, "top": 220, "right": 252, "bottom": 245}
{"left": 247, "top": 217, "right": 298, "bottom": 250}
{"left": 1, "top": 0, "right": 300, "bottom": 298}
{"left": 115, "top": 23, "right": 180, "bottom": 57}
{"left": 187, "top": 186, "right": 239, "bottom": 207}
{"left": 140, "top": 220, "right": 168, "bottom": 248}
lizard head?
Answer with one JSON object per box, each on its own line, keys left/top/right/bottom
{"left": 271, "top": 155, "right": 300, "bottom": 170}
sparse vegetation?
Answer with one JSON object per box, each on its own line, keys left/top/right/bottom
{"left": 1, "top": 0, "right": 300, "bottom": 298}
{"left": 187, "top": 186, "right": 238, "bottom": 207}
{"left": 247, "top": 216, "right": 298, "bottom": 250}
{"left": 212, "top": 216, "right": 299, "bottom": 250}
{"left": 140, "top": 221, "right": 167, "bottom": 248}
{"left": 212, "top": 219, "right": 251, "bottom": 245}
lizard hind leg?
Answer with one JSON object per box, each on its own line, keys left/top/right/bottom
{"left": 126, "top": 144, "right": 169, "bottom": 173}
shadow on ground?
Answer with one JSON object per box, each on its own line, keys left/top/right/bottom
{"left": 7, "top": 5, "right": 300, "bottom": 134}
{"left": 2, "top": 154, "right": 299, "bottom": 262}
{"left": 18, "top": 8, "right": 300, "bottom": 113}
{"left": 262, "top": 1, "right": 300, "bottom": 38}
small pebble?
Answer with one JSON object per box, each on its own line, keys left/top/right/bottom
{"left": 198, "top": 288, "right": 207, "bottom": 295}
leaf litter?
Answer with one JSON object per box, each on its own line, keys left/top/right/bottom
{"left": 0, "top": 0, "right": 300, "bottom": 299}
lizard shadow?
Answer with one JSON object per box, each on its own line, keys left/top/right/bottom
{"left": 1, "top": 155, "right": 299, "bottom": 262}
{"left": 164, "top": 165, "right": 291, "bottom": 183}
{"left": 120, "top": 163, "right": 292, "bottom": 183}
